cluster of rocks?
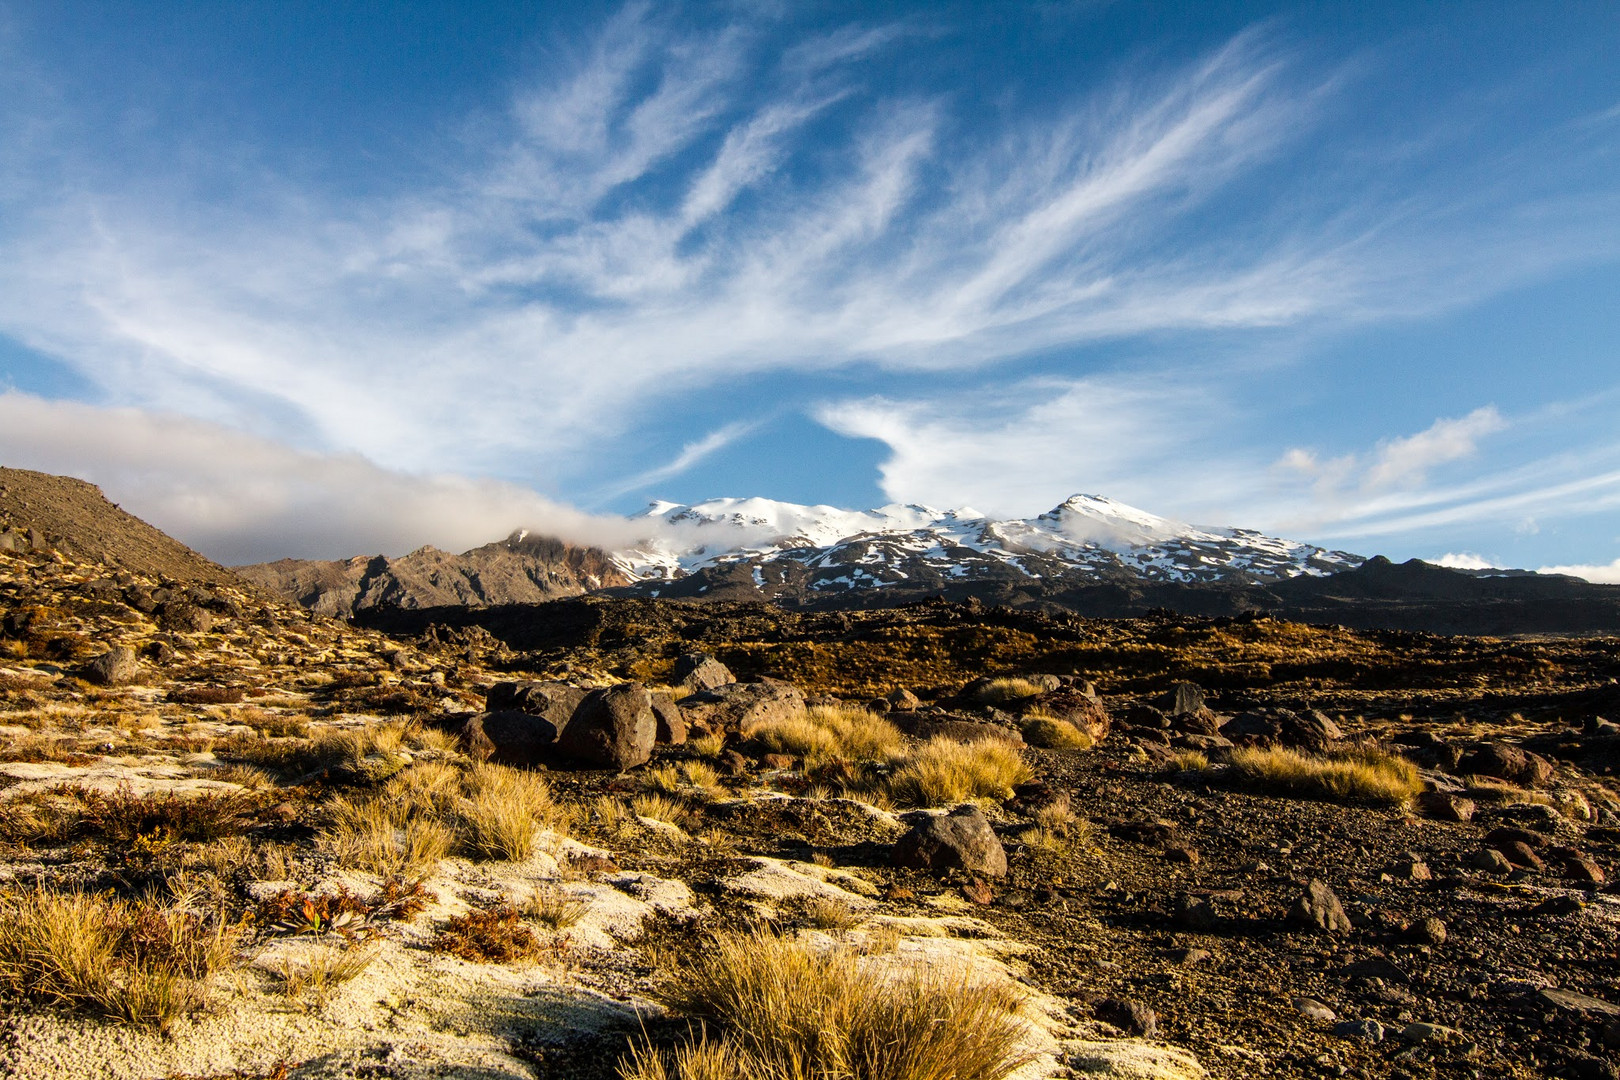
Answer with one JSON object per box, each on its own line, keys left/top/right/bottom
{"left": 459, "top": 653, "right": 804, "bottom": 771}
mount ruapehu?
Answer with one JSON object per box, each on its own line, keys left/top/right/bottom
{"left": 237, "top": 493, "right": 1620, "bottom": 637}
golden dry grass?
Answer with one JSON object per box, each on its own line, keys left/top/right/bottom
{"left": 0, "top": 889, "right": 238, "bottom": 1030}
{"left": 689, "top": 731, "right": 727, "bottom": 758}
{"left": 747, "top": 705, "right": 902, "bottom": 767}
{"left": 458, "top": 763, "right": 564, "bottom": 861}
{"left": 625, "top": 929, "right": 1034, "bottom": 1080}
{"left": 1226, "top": 745, "right": 1422, "bottom": 806}
{"left": 973, "top": 677, "right": 1046, "bottom": 707}
{"left": 1018, "top": 716, "right": 1091, "bottom": 750}
{"left": 276, "top": 944, "right": 375, "bottom": 1006}
{"left": 1165, "top": 750, "right": 1211, "bottom": 773}
{"left": 631, "top": 793, "right": 687, "bottom": 827}
{"left": 887, "top": 737, "right": 1031, "bottom": 807}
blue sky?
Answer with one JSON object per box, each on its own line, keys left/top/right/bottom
{"left": 1, "top": 2, "right": 1619, "bottom": 576}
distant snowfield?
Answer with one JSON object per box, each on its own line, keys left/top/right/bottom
{"left": 612, "top": 494, "right": 1365, "bottom": 587}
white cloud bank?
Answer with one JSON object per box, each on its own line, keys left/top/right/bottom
{"left": 1537, "top": 558, "right": 1620, "bottom": 585}
{"left": 0, "top": 393, "right": 647, "bottom": 563}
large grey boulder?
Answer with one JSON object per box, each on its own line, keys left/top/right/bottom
{"left": 84, "top": 646, "right": 139, "bottom": 686}
{"left": 673, "top": 652, "right": 736, "bottom": 692}
{"left": 680, "top": 678, "right": 804, "bottom": 734}
{"left": 649, "top": 691, "right": 687, "bottom": 745}
{"left": 461, "top": 710, "right": 563, "bottom": 766}
{"left": 484, "top": 681, "right": 590, "bottom": 730}
{"left": 555, "top": 683, "right": 657, "bottom": 770}
{"left": 893, "top": 805, "right": 1008, "bottom": 878}
{"left": 1459, "top": 744, "right": 1554, "bottom": 788}
{"left": 1156, "top": 681, "right": 1207, "bottom": 716}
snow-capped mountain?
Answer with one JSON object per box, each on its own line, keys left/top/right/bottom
{"left": 611, "top": 494, "right": 1364, "bottom": 599}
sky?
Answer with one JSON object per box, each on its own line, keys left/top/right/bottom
{"left": 1, "top": 1, "right": 1619, "bottom": 579}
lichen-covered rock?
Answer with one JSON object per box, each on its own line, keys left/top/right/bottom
{"left": 892, "top": 805, "right": 1008, "bottom": 878}
{"left": 84, "top": 645, "right": 138, "bottom": 686}
{"left": 679, "top": 678, "right": 804, "bottom": 733}
{"left": 673, "top": 652, "right": 735, "bottom": 692}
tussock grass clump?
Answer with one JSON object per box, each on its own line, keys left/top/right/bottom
{"left": 624, "top": 930, "right": 1033, "bottom": 1080}
{"left": 631, "top": 793, "right": 687, "bottom": 827}
{"left": 1019, "top": 716, "right": 1091, "bottom": 750}
{"left": 748, "top": 705, "right": 902, "bottom": 767}
{"left": 524, "top": 888, "right": 588, "bottom": 931}
{"left": 459, "top": 763, "right": 564, "bottom": 861}
{"left": 321, "top": 760, "right": 566, "bottom": 872}
{"left": 688, "top": 731, "right": 727, "bottom": 758}
{"left": 76, "top": 785, "right": 258, "bottom": 845}
{"left": 325, "top": 793, "right": 455, "bottom": 877}
{"left": 0, "top": 889, "right": 238, "bottom": 1030}
{"left": 1166, "top": 750, "right": 1211, "bottom": 774}
{"left": 276, "top": 945, "right": 375, "bottom": 1005}
{"left": 888, "top": 737, "right": 1031, "bottom": 808}
{"left": 973, "top": 677, "right": 1046, "bottom": 707}
{"left": 1227, "top": 745, "right": 1422, "bottom": 806}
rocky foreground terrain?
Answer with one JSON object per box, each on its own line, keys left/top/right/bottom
{"left": 1, "top": 474, "right": 1619, "bottom": 1080}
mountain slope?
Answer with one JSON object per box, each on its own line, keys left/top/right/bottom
{"left": 237, "top": 532, "right": 629, "bottom": 617}
{"left": 0, "top": 467, "right": 242, "bottom": 584}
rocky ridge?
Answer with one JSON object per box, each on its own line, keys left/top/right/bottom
{"left": 238, "top": 531, "right": 630, "bottom": 616}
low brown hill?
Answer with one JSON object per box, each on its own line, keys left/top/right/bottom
{"left": 0, "top": 466, "right": 241, "bottom": 585}
{"left": 239, "top": 532, "right": 630, "bottom": 617}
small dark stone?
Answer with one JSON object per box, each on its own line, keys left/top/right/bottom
{"left": 1172, "top": 892, "right": 1218, "bottom": 931}
{"left": 1408, "top": 916, "right": 1447, "bottom": 946}
{"left": 961, "top": 878, "right": 995, "bottom": 905}
{"left": 1417, "top": 791, "right": 1476, "bottom": 823}
{"left": 1290, "top": 879, "right": 1352, "bottom": 934}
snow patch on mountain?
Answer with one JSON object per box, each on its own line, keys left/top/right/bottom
{"left": 612, "top": 494, "right": 1363, "bottom": 588}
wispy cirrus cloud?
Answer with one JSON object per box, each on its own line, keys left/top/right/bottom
{"left": 1, "top": 4, "right": 1618, "bottom": 565}
{"left": 0, "top": 16, "right": 1471, "bottom": 476}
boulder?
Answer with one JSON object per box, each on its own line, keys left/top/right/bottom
{"left": 1095, "top": 998, "right": 1158, "bottom": 1038}
{"left": 1156, "top": 682, "right": 1207, "bottom": 716}
{"left": 673, "top": 652, "right": 736, "bottom": 692}
{"left": 893, "top": 805, "right": 1008, "bottom": 878}
{"left": 1220, "top": 711, "right": 1280, "bottom": 740}
{"left": 1459, "top": 744, "right": 1554, "bottom": 788}
{"left": 84, "top": 646, "right": 139, "bottom": 686}
{"left": 680, "top": 678, "right": 805, "bottom": 733}
{"left": 1123, "top": 704, "right": 1171, "bottom": 730}
{"left": 1417, "top": 791, "right": 1476, "bottom": 823}
{"left": 484, "top": 681, "right": 590, "bottom": 731}
{"left": 555, "top": 683, "right": 657, "bottom": 770}
{"left": 1037, "top": 689, "right": 1111, "bottom": 741}
{"left": 157, "top": 600, "right": 214, "bottom": 634}
{"left": 649, "top": 691, "right": 688, "bottom": 745}
{"left": 887, "top": 687, "right": 922, "bottom": 711}
{"left": 1289, "top": 879, "right": 1352, "bottom": 934}
{"left": 460, "top": 710, "right": 563, "bottom": 766}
